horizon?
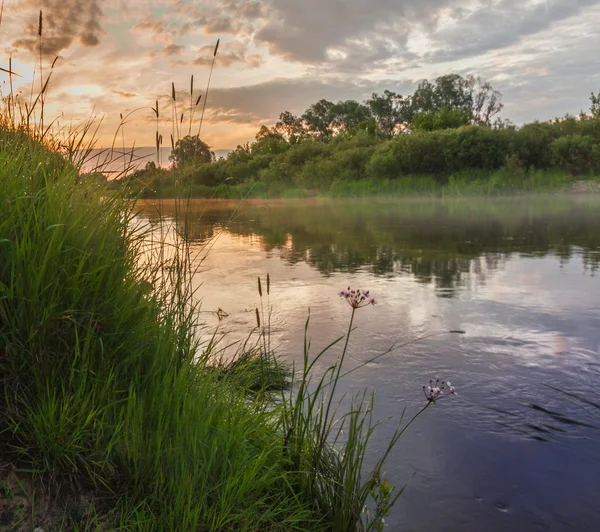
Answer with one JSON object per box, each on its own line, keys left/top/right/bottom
{"left": 1, "top": 1, "right": 599, "bottom": 150}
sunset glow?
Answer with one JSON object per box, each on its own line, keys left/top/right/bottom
{"left": 1, "top": 0, "right": 599, "bottom": 149}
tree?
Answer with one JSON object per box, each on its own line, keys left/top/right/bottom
{"left": 366, "top": 90, "right": 406, "bottom": 136}
{"left": 330, "top": 100, "right": 372, "bottom": 133}
{"left": 302, "top": 99, "right": 336, "bottom": 138}
{"left": 467, "top": 75, "right": 504, "bottom": 126}
{"left": 169, "top": 135, "right": 214, "bottom": 169}
{"left": 407, "top": 74, "right": 503, "bottom": 128}
{"left": 408, "top": 74, "right": 471, "bottom": 120}
{"left": 252, "top": 126, "right": 288, "bottom": 155}
{"left": 412, "top": 106, "right": 472, "bottom": 132}
{"left": 591, "top": 90, "right": 600, "bottom": 117}
{"left": 274, "top": 111, "right": 306, "bottom": 143}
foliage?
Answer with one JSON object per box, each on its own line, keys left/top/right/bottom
{"left": 590, "top": 90, "right": 600, "bottom": 118}
{"left": 405, "top": 74, "right": 504, "bottom": 126}
{"left": 551, "top": 134, "right": 600, "bottom": 174}
{"left": 411, "top": 106, "right": 472, "bottom": 132}
{"left": 367, "top": 90, "right": 408, "bottom": 136}
{"left": 111, "top": 75, "right": 600, "bottom": 198}
{"left": 169, "top": 134, "right": 214, "bottom": 169}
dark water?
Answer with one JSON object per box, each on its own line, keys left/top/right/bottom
{"left": 139, "top": 196, "right": 600, "bottom": 531}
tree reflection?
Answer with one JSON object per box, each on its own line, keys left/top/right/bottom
{"left": 138, "top": 197, "right": 600, "bottom": 296}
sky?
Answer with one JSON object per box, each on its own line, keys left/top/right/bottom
{"left": 1, "top": 0, "right": 600, "bottom": 150}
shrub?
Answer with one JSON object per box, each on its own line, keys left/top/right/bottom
{"left": 551, "top": 134, "right": 600, "bottom": 175}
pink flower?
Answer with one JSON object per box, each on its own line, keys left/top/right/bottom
{"left": 340, "top": 287, "right": 376, "bottom": 309}
{"left": 423, "top": 377, "right": 456, "bottom": 403}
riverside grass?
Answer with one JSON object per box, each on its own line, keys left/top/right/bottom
{"left": 0, "top": 20, "right": 448, "bottom": 529}
{"left": 0, "top": 121, "right": 310, "bottom": 530}
{"left": 121, "top": 168, "right": 597, "bottom": 200}
{"left": 0, "top": 119, "right": 434, "bottom": 530}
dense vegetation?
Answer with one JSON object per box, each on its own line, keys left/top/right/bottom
{"left": 113, "top": 77, "right": 600, "bottom": 198}
{"left": 0, "top": 121, "right": 423, "bottom": 530}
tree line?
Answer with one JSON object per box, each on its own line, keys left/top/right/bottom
{"left": 117, "top": 75, "right": 600, "bottom": 196}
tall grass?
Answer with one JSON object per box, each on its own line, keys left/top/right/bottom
{"left": 0, "top": 121, "right": 459, "bottom": 529}
{"left": 0, "top": 16, "right": 455, "bottom": 530}
{"left": 0, "top": 119, "right": 318, "bottom": 529}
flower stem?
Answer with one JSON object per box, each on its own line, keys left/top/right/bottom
{"left": 319, "top": 307, "right": 356, "bottom": 447}
{"left": 397, "top": 402, "right": 431, "bottom": 440}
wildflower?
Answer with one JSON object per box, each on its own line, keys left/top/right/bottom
{"left": 339, "top": 287, "right": 376, "bottom": 309}
{"left": 423, "top": 377, "right": 456, "bottom": 404}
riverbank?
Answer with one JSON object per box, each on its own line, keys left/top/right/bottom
{"left": 0, "top": 125, "right": 408, "bottom": 530}
{"left": 108, "top": 114, "right": 600, "bottom": 199}
{"left": 115, "top": 171, "right": 600, "bottom": 200}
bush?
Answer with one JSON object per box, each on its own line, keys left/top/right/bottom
{"left": 511, "top": 121, "right": 556, "bottom": 169}
{"left": 551, "top": 134, "right": 600, "bottom": 175}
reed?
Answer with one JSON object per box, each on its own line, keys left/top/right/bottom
{"left": 0, "top": 23, "right": 456, "bottom": 531}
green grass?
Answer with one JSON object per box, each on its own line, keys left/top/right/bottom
{"left": 0, "top": 122, "right": 306, "bottom": 529}
{"left": 0, "top": 120, "right": 430, "bottom": 530}
{"left": 115, "top": 169, "right": 598, "bottom": 200}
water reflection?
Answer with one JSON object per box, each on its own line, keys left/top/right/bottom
{"left": 140, "top": 196, "right": 600, "bottom": 296}
{"left": 137, "top": 196, "right": 600, "bottom": 531}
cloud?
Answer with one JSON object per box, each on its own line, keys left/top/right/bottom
{"left": 426, "top": 0, "right": 600, "bottom": 63}
{"left": 176, "top": 0, "right": 267, "bottom": 36}
{"left": 254, "top": 0, "right": 450, "bottom": 63}
{"left": 2, "top": 0, "right": 599, "bottom": 151}
{"left": 192, "top": 42, "right": 263, "bottom": 68}
{"left": 130, "top": 0, "right": 267, "bottom": 43}
{"left": 112, "top": 89, "right": 138, "bottom": 98}
{"left": 11, "top": 0, "right": 104, "bottom": 57}
{"left": 251, "top": 0, "right": 600, "bottom": 80}
{"left": 204, "top": 77, "right": 416, "bottom": 124}
{"left": 163, "top": 44, "right": 186, "bottom": 56}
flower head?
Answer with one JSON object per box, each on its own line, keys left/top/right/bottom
{"left": 340, "top": 287, "right": 376, "bottom": 309}
{"left": 423, "top": 377, "right": 456, "bottom": 404}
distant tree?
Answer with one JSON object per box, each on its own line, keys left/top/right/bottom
{"left": 408, "top": 79, "right": 439, "bottom": 117}
{"left": 591, "top": 90, "right": 600, "bottom": 117}
{"left": 351, "top": 117, "right": 379, "bottom": 136}
{"left": 302, "top": 99, "right": 336, "bottom": 138}
{"left": 252, "top": 125, "right": 288, "bottom": 155}
{"left": 274, "top": 111, "right": 306, "bottom": 143}
{"left": 169, "top": 135, "right": 214, "bottom": 169}
{"left": 330, "top": 100, "right": 372, "bottom": 133}
{"left": 406, "top": 74, "right": 503, "bottom": 128}
{"left": 366, "top": 90, "right": 406, "bottom": 136}
{"left": 408, "top": 75, "right": 470, "bottom": 120}
{"left": 491, "top": 117, "right": 515, "bottom": 130}
{"left": 227, "top": 143, "right": 252, "bottom": 163}
{"left": 79, "top": 171, "right": 108, "bottom": 185}
{"left": 468, "top": 76, "right": 504, "bottom": 126}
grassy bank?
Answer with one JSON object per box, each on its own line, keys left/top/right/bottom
{"left": 0, "top": 122, "right": 429, "bottom": 530}
{"left": 117, "top": 168, "right": 599, "bottom": 199}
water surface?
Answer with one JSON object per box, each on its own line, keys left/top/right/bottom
{"left": 139, "top": 196, "right": 600, "bottom": 531}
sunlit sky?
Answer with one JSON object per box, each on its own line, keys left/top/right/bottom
{"left": 1, "top": 0, "right": 599, "bottom": 149}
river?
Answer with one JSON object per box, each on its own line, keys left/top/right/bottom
{"left": 138, "top": 195, "right": 600, "bottom": 531}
